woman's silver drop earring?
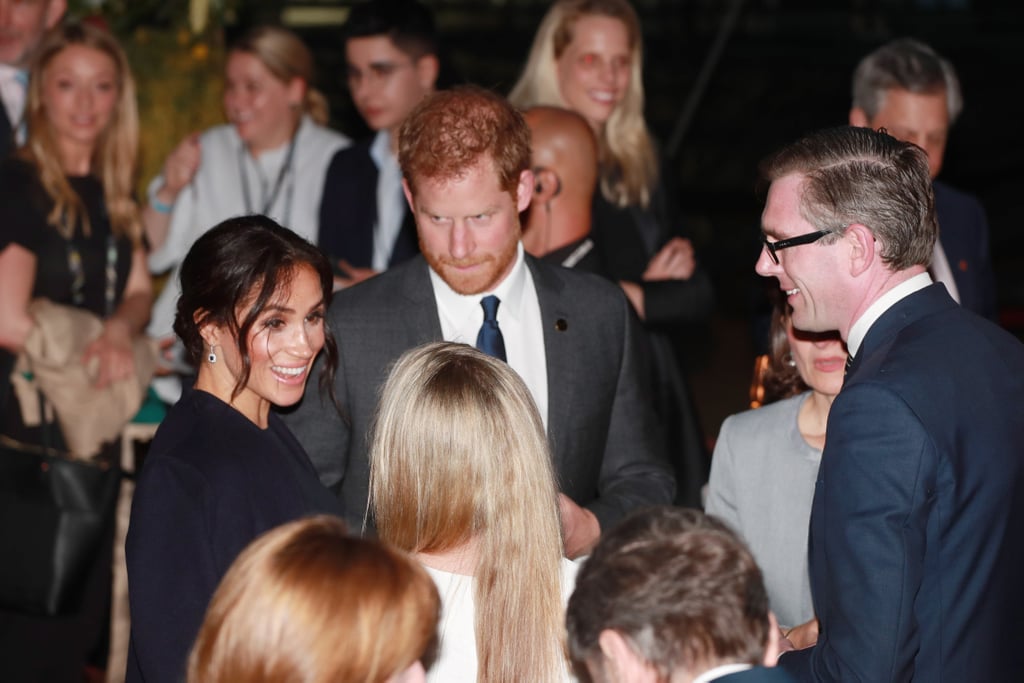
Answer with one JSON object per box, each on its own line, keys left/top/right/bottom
{"left": 208, "top": 347, "right": 217, "bottom": 364}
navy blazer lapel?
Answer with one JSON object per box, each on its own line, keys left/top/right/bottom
{"left": 849, "top": 283, "right": 956, "bottom": 378}
{"left": 0, "top": 103, "right": 13, "bottom": 159}
{"left": 526, "top": 256, "right": 574, "bottom": 464}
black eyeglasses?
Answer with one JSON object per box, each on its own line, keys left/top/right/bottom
{"left": 761, "top": 229, "right": 833, "bottom": 265}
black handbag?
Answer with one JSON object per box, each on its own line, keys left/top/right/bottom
{"left": 0, "top": 395, "right": 121, "bottom": 616}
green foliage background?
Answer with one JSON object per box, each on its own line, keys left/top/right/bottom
{"left": 67, "top": 0, "right": 237, "bottom": 196}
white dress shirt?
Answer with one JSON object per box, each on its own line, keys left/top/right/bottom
{"left": 368, "top": 130, "right": 406, "bottom": 271}
{"left": 930, "top": 240, "right": 960, "bottom": 304}
{"left": 693, "top": 663, "right": 754, "bottom": 682}
{"left": 847, "top": 271, "right": 933, "bottom": 357}
{"left": 0, "top": 65, "right": 27, "bottom": 145}
{"left": 429, "top": 243, "right": 549, "bottom": 427}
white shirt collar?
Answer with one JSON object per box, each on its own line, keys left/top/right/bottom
{"left": 692, "top": 663, "right": 754, "bottom": 683}
{"left": 428, "top": 242, "right": 529, "bottom": 327}
{"left": 368, "top": 129, "right": 393, "bottom": 170}
{"left": 847, "top": 271, "right": 932, "bottom": 357}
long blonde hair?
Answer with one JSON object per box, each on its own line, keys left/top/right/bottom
{"left": 508, "top": 0, "right": 657, "bottom": 208}
{"left": 187, "top": 515, "right": 440, "bottom": 683}
{"left": 21, "top": 21, "right": 140, "bottom": 244}
{"left": 369, "top": 342, "right": 568, "bottom": 683}
{"left": 230, "top": 24, "right": 329, "bottom": 126}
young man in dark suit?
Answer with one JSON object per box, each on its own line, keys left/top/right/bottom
{"left": 317, "top": 0, "right": 439, "bottom": 287}
{"left": 849, "top": 37, "right": 998, "bottom": 321}
{"left": 284, "top": 85, "right": 675, "bottom": 559}
{"left": 756, "top": 125, "right": 1024, "bottom": 680}
{"left": 566, "top": 505, "right": 794, "bottom": 683}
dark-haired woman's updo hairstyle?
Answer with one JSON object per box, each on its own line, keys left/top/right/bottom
{"left": 173, "top": 214, "right": 338, "bottom": 400}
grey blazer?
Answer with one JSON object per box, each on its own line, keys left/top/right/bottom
{"left": 281, "top": 253, "right": 675, "bottom": 532}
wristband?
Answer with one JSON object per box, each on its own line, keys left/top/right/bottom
{"left": 151, "top": 195, "right": 173, "bottom": 214}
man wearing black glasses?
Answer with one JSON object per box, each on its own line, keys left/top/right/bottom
{"left": 755, "top": 125, "right": 1024, "bottom": 681}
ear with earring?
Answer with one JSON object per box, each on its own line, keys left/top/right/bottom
{"left": 207, "top": 345, "right": 218, "bottom": 364}
{"left": 783, "top": 352, "right": 796, "bottom": 368}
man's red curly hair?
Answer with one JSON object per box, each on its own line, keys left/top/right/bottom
{"left": 398, "top": 85, "right": 532, "bottom": 199}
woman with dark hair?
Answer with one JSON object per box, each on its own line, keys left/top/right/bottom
{"left": 144, "top": 24, "right": 350, "bottom": 405}
{"left": 125, "top": 215, "right": 344, "bottom": 683}
{"left": 705, "top": 299, "right": 846, "bottom": 642}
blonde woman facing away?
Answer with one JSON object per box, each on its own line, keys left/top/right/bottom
{"left": 188, "top": 515, "right": 440, "bottom": 683}
{"left": 369, "top": 342, "right": 579, "bottom": 683}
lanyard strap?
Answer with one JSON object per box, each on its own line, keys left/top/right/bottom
{"left": 65, "top": 232, "right": 118, "bottom": 317}
{"left": 238, "top": 133, "right": 298, "bottom": 220}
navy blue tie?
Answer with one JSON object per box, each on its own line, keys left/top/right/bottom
{"left": 476, "top": 295, "right": 506, "bottom": 362}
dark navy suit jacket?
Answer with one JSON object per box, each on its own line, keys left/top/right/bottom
{"left": 317, "top": 140, "right": 419, "bottom": 271}
{"left": 0, "top": 104, "right": 12, "bottom": 159}
{"left": 717, "top": 667, "right": 795, "bottom": 682}
{"left": 780, "top": 284, "right": 1024, "bottom": 681}
{"left": 933, "top": 179, "right": 997, "bottom": 321}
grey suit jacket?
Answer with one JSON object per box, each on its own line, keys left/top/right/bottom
{"left": 281, "top": 253, "right": 675, "bottom": 532}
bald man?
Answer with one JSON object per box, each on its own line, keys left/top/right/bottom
{"left": 522, "top": 105, "right": 604, "bottom": 273}
{"left": 523, "top": 107, "right": 708, "bottom": 509}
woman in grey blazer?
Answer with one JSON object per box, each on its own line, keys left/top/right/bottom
{"left": 705, "top": 301, "right": 846, "bottom": 642}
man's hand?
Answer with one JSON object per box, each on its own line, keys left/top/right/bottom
{"left": 160, "top": 133, "right": 202, "bottom": 199}
{"left": 643, "top": 237, "right": 696, "bottom": 281}
{"left": 784, "top": 618, "right": 819, "bottom": 650}
{"left": 558, "top": 493, "right": 600, "bottom": 559}
{"left": 333, "top": 259, "right": 379, "bottom": 291}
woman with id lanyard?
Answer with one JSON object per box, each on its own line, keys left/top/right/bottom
{"left": 143, "top": 24, "right": 349, "bottom": 405}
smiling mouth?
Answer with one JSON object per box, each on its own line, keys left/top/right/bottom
{"left": 271, "top": 365, "right": 307, "bottom": 379}
{"left": 785, "top": 288, "right": 800, "bottom": 296}
{"left": 588, "top": 90, "right": 617, "bottom": 104}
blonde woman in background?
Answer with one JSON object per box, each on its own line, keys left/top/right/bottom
{"left": 509, "top": 0, "right": 712, "bottom": 327}
{"left": 0, "top": 21, "right": 152, "bottom": 681}
{"left": 369, "top": 342, "right": 578, "bottom": 683}
{"left": 509, "top": 0, "right": 714, "bottom": 508}
{"left": 188, "top": 515, "right": 439, "bottom": 683}
{"left": 143, "top": 24, "right": 349, "bottom": 404}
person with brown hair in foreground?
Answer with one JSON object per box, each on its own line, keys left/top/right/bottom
{"left": 188, "top": 515, "right": 439, "bottom": 683}
{"left": 567, "top": 505, "right": 792, "bottom": 682}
